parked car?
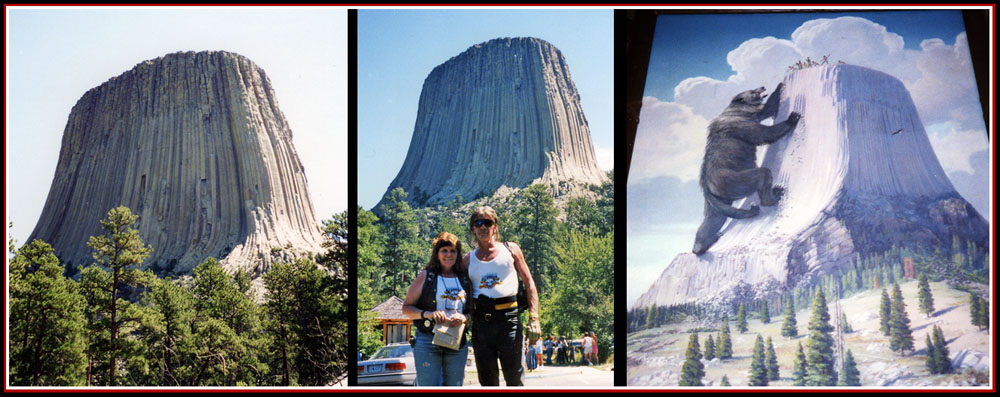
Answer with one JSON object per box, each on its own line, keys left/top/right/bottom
{"left": 358, "top": 343, "right": 416, "bottom": 386}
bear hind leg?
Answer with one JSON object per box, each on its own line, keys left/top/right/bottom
{"left": 693, "top": 206, "right": 728, "bottom": 255}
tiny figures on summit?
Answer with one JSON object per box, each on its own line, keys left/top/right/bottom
{"left": 693, "top": 83, "right": 802, "bottom": 255}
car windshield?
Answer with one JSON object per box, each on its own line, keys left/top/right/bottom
{"left": 371, "top": 345, "right": 413, "bottom": 359}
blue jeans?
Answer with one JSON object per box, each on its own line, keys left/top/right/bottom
{"left": 412, "top": 330, "right": 468, "bottom": 386}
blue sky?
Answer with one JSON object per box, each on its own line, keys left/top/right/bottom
{"left": 644, "top": 10, "right": 972, "bottom": 101}
{"left": 5, "top": 7, "right": 348, "bottom": 248}
{"left": 628, "top": 9, "right": 991, "bottom": 309}
{"left": 357, "top": 9, "right": 614, "bottom": 210}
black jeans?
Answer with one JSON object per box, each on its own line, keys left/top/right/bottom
{"left": 471, "top": 309, "right": 524, "bottom": 386}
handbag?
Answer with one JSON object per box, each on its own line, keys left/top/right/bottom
{"left": 503, "top": 242, "right": 529, "bottom": 309}
{"left": 432, "top": 322, "right": 465, "bottom": 350}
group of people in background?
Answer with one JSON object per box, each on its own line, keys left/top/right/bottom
{"left": 527, "top": 332, "right": 602, "bottom": 370}
{"left": 787, "top": 55, "right": 838, "bottom": 71}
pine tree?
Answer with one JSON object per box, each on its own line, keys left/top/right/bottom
{"left": 749, "top": 335, "right": 769, "bottom": 386}
{"left": 805, "top": 289, "right": 837, "bottom": 386}
{"left": 976, "top": 296, "right": 988, "bottom": 331}
{"left": 134, "top": 276, "right": 196, "bottom": 386}
{"left": 718, "top": 317, "right": 733, "bottom": 359}
{"left": 838, "top": 350, "right": 861, "bottom": 386}
{"left": 889, "top": 283, "right": 914, "bottom": 356}
{"left": 917, "top": 273, "right": 935, "bottom": 318}
{"left": 762, "top": 301, "right": 771, "bottom": 324}
{"left": 765, "top": 336, "right": 780, "bottom": 381}
{"left": 792, "top": 342, "right": 807, "bottom": 386}
{"left": 925, "top": 333, "right": 937, "bottom": 374}
{"left": 9, "top": 239, "right": 88, "bottom": 386}
{"left": 190, "top": 257, "right": 270, "bottom": 385}
{"left": 513, "top": 184, "right": 561, "bottom": 292}
{"left": 679, "top": 333, "right": 705, "bottom": 386}
{"left": 86, "top": 206, "right": 153, "bottom": 386}
{"left": 263, "top": 257, "right": 346, "bottom": 386}
{"left": 356, "top": 207, "right": 388, "bottom": 358}
{"left": 377, "top": 188, "right": 424, "bottom": 300}
{"left": 879, "top": 289, "right": 892, "bottom": 336}
{"left": 931, "top": 325, "right": 951, "bottom": 374}
{"left": 704, "top": 334, "right": 716, "bottom": 361}
{"left": 969, "top": 293, "right": 981, "bottom": 330}
{"left": 782, "top": 298, "right": 798, "bottom": 338}
{"left": 719, "top": 375, "right": 731, "bottom": 386}
{"left": 840, "top": 312, "right": 853, "bottom": 333}
{"left": 737, "top": 303, "right": 748, "bottom": 333}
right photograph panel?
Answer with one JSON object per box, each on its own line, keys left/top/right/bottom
{"left": 356, "top": 9, "right": 615, "bottom": 388}
{"left": 627, "top": 9, "right": 992, "bottom": 388}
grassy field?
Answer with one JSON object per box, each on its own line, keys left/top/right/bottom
{"left": 627, "top": 279, "right": 991, "bottom": 387}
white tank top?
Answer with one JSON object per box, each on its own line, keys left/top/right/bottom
{"left": 469, "top": 244, "right": 518, "bottom": 298}
{"left": 435, "top": 274, "right": 465, "bottom": 316}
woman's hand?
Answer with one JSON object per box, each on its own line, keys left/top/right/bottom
{"left": 430, "top": 310, "right": 449, "bottom": 324}
{"left": 447, "top": 313, "right": 466, "bottom": 327}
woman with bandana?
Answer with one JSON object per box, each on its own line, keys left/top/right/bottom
{"left": 402, "top": 232, "right": 472, "bottom": 386}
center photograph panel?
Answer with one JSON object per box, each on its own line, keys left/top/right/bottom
{"left": 354, "top": 8, "right": 616, "bottom": 388}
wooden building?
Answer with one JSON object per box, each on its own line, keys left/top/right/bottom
{"left": 371, "top": 296, "right": 411, "bottom": 345}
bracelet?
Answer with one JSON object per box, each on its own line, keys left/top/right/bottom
{"left": 420, "top": 310, "right": 426, "bottom": 320}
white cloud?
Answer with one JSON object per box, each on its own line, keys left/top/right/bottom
{"left": 905, "top": 33, "right": 985, "bottom": 130}
{"left": 791, "top": 17, "right": 906, "bottom": 74}
{"left": 630, "top": 97, "right": 709, "bottom": 183}
{"left": 926, "top": 122, "right": 990, "bottom": 175}
{"left": 594, "top": 143, "right": 614, "bottom": 171}
{"left": 674, "top": 37, "right": 800, "bottom": 119}
{"left": 635, "top": 16, "right": 987, "bottom": 185}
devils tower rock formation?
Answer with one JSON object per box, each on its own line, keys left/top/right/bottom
{"left": 28, "top": 51, "right": 325, "bottom": 275}
{"left": 634, "top": 65, "right": 988, "bottom": 310}
{"left": 376, "top": 37, "right": 606, "bottom": 209}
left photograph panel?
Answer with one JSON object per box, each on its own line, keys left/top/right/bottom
{"left": 6, "top": 6, "right": 349, "bottom": 387}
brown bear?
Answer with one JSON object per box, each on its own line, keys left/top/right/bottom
{"left": 693, "top": 83, "right": 801, "bottom": 255}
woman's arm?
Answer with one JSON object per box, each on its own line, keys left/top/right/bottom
{"left": 401, "top": 270, "right": 448, "bottom": 324}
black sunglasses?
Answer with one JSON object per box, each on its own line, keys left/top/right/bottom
{"left": 473, "top": 219, "right": 495, "bottom": 228}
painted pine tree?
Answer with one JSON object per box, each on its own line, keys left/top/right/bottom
{"left": 737, "top": 303, "right": 748, "bottom": 333}
{"left": 917, "top": 273, "right": 934, "bottom": 318}
{"left": 838, "top": 350, "right": 861, "bottom": 386}
{"left": 969, "top": 293, "right": 981, "bottom": 330}
{"left": 977, "top": 296, "right": 988, "bottom": 331}
{"left": 925, "top": 333, "right": 937, "bottom": 374}
{"left": 762, "top": 301, "right": 771, "bottom": 324}
{"left": 704, "top": 334, "right": 716, "bottom": 361}
{"left": 749, "top": 335, "right": 769, "bottom": 386}
{"left": 719, "top": 375, "right": 731, "bottom": 386}
{"left": 879, "top": 289, "right": 892, "bottom": 336}
{"left": 805, "top": 289, "right": 837, "bottom": 386}
{"left": 782, "top": 298, "right": 798, "bottom": 338}
{"left": 679, "top": 333, "right": 705, "bottom": 386}
{"left": 718, "top": 317, "right": 733, "bottom": 359}
{"left": 931, "top": 325, "right": 951, "bottom": 374}
{"left": 840, "top": 312, "right": 853, "bottom": 333}
{"left": 765, "top": 336, "right": 780, "bottom": 381}
{"left": 792, "top": 341, "right": 807, "bottom": 386}
{"left": 889, "top": 283, "right": 914, "bottom": 356}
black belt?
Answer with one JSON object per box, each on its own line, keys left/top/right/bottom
{"left": 475, "top": 295, "right": 519, "bottom": 322}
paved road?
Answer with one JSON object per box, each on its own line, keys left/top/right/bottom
{"left": 464, "top": 364, "right": 614, "bottom": 387}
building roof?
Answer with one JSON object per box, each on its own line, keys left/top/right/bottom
{"left": 370, "top": 296, "right": 407, "bottom": 321}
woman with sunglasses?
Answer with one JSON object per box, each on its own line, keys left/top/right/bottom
{"left": 463, "top": 206, "right": 540, "bottom": 386}
{"left": 401, "top": 232, "right": 472, "bottom": 386}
